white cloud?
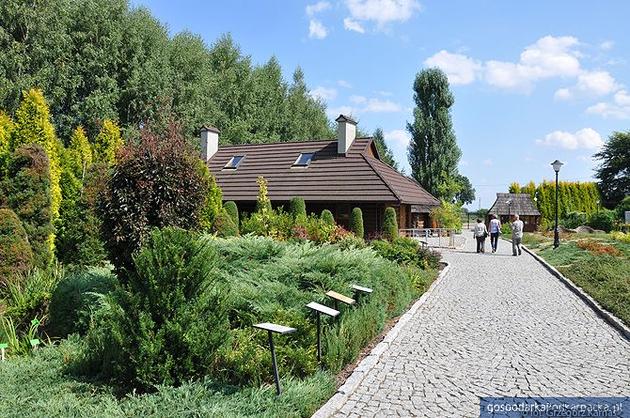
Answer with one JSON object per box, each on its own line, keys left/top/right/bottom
{"left": 363, "top": 98, "right": 401, "bottom": 112}
{"left": 345, "top": 0, "right": 421, "bottom": 29}
{"left": 337, "top": 80, "right": 352, "bottom": 88}
{"left": 343, "top": 17, "right": 365, "bottom": 33}
{"left": 309, "top": 19, "right": 328, "bottom": 39}
{"left": 306, "top": 1, "right": 331, "bottom": 16}
{"left": 385, "top": 129, "right": 410, "bottom": 147}
{"left": 349, "top": 95, "right": 367, "bottom": 104}
{"left": 554, "top": 88, "right": 572, "bottom": 100}
{"left": 484, "top": 36, "right": 581, "bottom": 91}
{"left": 377, "top": 90, "right": 392, "bottom": 96}
{"left": 586, "top": 89, "right": 630, "bottom": 119}
{"left": 483, "top": 159, "right": 493, "bottom": 166}
{"left": 309, "top": 86, "right": 337, "bottom": 101}
{"left": 424, "top": 50, "right": 482, "bottom": 85}
{"left": 600, "top": 40, "right": 614, "bottom": 51}
{"left": 558, "top": 70, "right": 619, "bottom": 100}
{"left": 536, "top": 128, "right": 604, "bottom": 150}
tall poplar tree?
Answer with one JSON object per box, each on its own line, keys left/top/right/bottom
{"left": 407, "top": 68, "right": 467, "bottom": 200}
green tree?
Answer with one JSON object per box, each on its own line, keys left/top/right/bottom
{"left": 11, "top": 88, "right": 63, "bottom": 219}
{"left": 430, "top": 200, "right": 463, "bottom": 230}
{"left": 372, "top": 128, "right": 398, "bottom": 170}
{"left": 197, "top": 161, "right": 223, "bottom": 231}
{"left": 383, "top": 207, "right": 398, "bottom": 240}
{"left": 509, "top": 182, "right": 521, "bottom": 194}
{"left": 66, "top": 126, "right": 93, "bottom": 183}
{"left": 350, "top": 207, "right": 364, "bottom": 238}
{"left": 594, "top": 131, "right": 629, "bottom": 208}
{"left": 255, "top": 176, "right": 272, "bottom": 214}
{"left": 454, "top": 174, "right": 475, "bottom": 205}
{"left": 93, "top": 119, "right": 123, "bottom": 166}
{"left": 2, "top": 144, "right": 54, "bottom": 268}
{"left": 407, "top": 68, "right": 462, "bottom": 199}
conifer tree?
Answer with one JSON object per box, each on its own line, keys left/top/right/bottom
{"left": 372, "top": 128, "right": 398, "bottom": 170}
{"left": 350, "top": 207, "right": 364, "bottom": 238}
{"left": 0, "top": 111, "right": 13, "bottom": 176}
{"left": 383, "top": 207, "right": 398, "bottom": 241}
{"left": 93, "top": 119, "right": 123, "bottom": 166}
{"left": 11, "top": 89, "right": 63, "bottom": 219}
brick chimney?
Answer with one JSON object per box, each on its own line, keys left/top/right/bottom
{"left": 200, "top": 125, "right": 220, "bottom": 161}
{"left": 336, "top": 114, "right": 357, "bottom": 155}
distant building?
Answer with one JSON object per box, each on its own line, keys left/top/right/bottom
{"left": 200, "top": 115, "right": 440, "bottom": 237}
{"left": 488, "top": 193, "right": 541, "bottom": 232}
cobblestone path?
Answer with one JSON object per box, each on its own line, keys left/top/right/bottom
{"left": 328, "top": 237, "right": 630, "bottom": 417}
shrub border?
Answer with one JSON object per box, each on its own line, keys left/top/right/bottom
{"left": 312, "top": 262, "right": 451, "bottom": 418}
{"left": 521, "top": 243, "right": 630, "bottom": 341}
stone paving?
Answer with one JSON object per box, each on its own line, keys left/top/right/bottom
{"left": 329, "top": 237, "right": 630, "bottom": 417}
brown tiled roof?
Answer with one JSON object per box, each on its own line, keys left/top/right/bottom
{"left": 488, "top": 193, "right": 541, "bottom": 216}
{"left": 207, "top": 137, "right": 439, "bottom": 207}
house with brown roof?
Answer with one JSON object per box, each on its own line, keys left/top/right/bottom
{"left": 200, "top": 115, "right": 440, "bottom": 237}
{"left": 488, "top": 193, "right": 541, "bottom": 232}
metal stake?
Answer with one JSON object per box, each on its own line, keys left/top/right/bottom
{"left": 316, "top": 312, "right": 322, "bottom": 363}
{"left": 268, "top": 330, "right": 281, "bottom": 395}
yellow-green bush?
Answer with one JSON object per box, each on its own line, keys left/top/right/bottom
{"left": 92, "top": 119, "right": 122, "bottom": 166}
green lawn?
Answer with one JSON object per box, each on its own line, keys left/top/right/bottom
{"left": 523, "top": 232, "right": 630, "bottom": 326}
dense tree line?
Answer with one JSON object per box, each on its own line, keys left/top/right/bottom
{"left": 0, "top": 0, "right": 333, "bottom": 144}
{"left": 508, "top": 181, "right": 601, "bottom": 224}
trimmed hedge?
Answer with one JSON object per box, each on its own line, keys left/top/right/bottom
{"left": 289, "top": 197, "right": 306, "bottom": 220}
{"left": 320, "top": 209, "right": 335, "bottom": 226}
{"left": 224, "top": 201, "right": 239, "bottom": 229}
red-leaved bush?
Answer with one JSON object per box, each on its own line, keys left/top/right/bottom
{"left": 99, "top": 123, "right": 208, "bottom": 275}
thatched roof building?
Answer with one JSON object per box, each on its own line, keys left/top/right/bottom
{"left": 488, "top": 193, "right": 541, "bottom": 232}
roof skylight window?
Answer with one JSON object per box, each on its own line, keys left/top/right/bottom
{"left": 293, "top": 152, "right": 314, "bottom": 167}
{"left": 224, "top": 155, "right": 244, "bottom": 169}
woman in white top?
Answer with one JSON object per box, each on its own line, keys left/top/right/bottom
{"left": 473, "top": 218, "right": 489, "bottom": 253}
{"left": 489, "top": 214, "right": 502, "bottom": 253}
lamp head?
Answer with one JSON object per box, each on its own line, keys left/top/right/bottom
{"left": 551, "top": 159, "right": 564, "bottom": 173}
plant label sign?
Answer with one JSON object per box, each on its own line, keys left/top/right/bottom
{"left": 0, "top": 343, "right": 7, "bottom": 361}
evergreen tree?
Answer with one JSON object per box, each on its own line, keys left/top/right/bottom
{"left": 407, "top": 68, "right": 462, "bottom": 199}
{"left": 67, "top": 126, "right": 93, "bottom": 183}
{"left": 372, "top": 128, "right": 398, "bottom": 170}
{"left": 197, "top": 161, "right": 223, "bottom": 231}
{"left": 594, "top": 131, "right": 629, "bottom": 208}
{"left": 93, "top": 119, "right": 123, "bottom": 166}
{"left": 2, "top": 144, "right": 54, "bottom": 268}
{"left": 321, "top": 209, "right": 335, "bottom": 225}
{"left": 0, "top": 208, "right": 34, "bottom": 283}
{"left": 383, "top": 207, "right": 398, "bottom": 241}
{"left": 350, "top": 207, "right": 364, "bottom": 238}
{"left": 0, "top": 111, "right": 13, "bottom": 176}
{"left": 223, "top": 201, "right": 239, "bottom": 229}
{"left": 509, "top": 182, "right": 521, "bottom": 194}
{"left": 10, "top": 89, "right": 63, "bottom": 220}
{"left": 289, "top": 197, "right": 307, "bottom": 220}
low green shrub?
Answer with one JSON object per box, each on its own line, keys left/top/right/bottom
{"left": 212, "top": 209, "right": 239, "bottom": 237}
{"left": 588, "top": 209, "right": 616, "bottom": 232}
{"left": 0, "top": 208, "right": 33, "bottom": 283}
{"left": 370, "top": 237, "right": 441, "bottom": 270}
{"left": 349, "top": 207, "right": 364, "bottom": 238}
{"left": 77, "top": 228, "right": 230, "bottom": 390}
{"left": 2, "top": 264, "right": 64, "bottom": 331}
{"left": 562, "top": 211, "right": 588, "bottom": 229}
{"left": 48, "top": 267, "right": 118, "bottom": 338}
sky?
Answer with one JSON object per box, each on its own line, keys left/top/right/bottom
{"left": 131, "top": 0, "right": 630, "bottom": 209}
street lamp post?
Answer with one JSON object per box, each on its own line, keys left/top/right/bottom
{"left": 551, "top": 160, "right": 564, "bottom": 248}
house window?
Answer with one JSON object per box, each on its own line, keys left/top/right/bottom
{"left": 224, "top": 155, "right": 244, "bottom": 169}
{"left": 293, "top": 152, "right": 315, "bottom": 167}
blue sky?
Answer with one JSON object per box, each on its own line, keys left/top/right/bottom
{"left": 131, "top": 0, "right": 630, "bottom": 209}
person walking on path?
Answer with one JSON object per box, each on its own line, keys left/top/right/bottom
{"left": 474, "top": 218, "right": 489, "bottom": 253}
{"left": 511, "top": 214, "right": 524, "bottom": 256}
{"left": 489, "top": 214, "right": 501, "bottom": 253}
